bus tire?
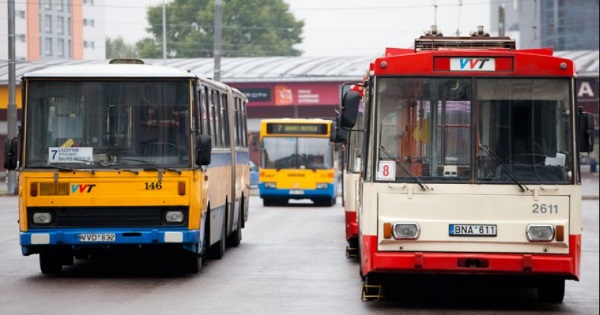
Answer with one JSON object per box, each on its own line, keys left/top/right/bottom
{"left": 537, "top": 277, "right": 565, "bottom": 303}
{"left": 39, "top": 252, "right": 62, "bottom": 274}
{"left": 263, "top": 198, "right": 274, "bottom": 207}
{"left": 209, "top": 213, "right": 226, "bottom": 259}
{"left": 226, "top": 201, "right": 243, "bottom": 247}
{"left": 182, "top": 252, "right": 200, "bottom": 274}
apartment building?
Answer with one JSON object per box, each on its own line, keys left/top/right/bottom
{"left": 0, "top": 0, "right": 105, "bottom": 61}
{"left": 490, "top": 0, "right": 599, "bottom": 50}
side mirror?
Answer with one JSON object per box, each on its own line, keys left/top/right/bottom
{"left": 329, "top": 118, "right": 348, "bottom": 144}
{"left": 578, "top": 108, "right": 595, "bottom": 153}
{"left": 340, "top": 90, "right": 360, "bottom": 128}
{"left": 4, "top": 137, "right": 18, "bottom": 170}
{"left": 195, "top": 134, "right": 212, "bottom": 166}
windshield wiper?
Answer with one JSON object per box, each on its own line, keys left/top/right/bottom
{"left": 44, "top": 164, "right": 95, "bottom": 174}
{"left": 379, "top": 145, "right": 429, "bottom": 191}
{"left": 119, "top": 158, "right": 182, "bottom": 175}
{"left": 479, "top": 144, "right": 529, "bottom": 192}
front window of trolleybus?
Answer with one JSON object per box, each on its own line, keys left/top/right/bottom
{"left": 476, "top": 78, "right": 572, "bottom": 184}
{"left": 24, "top": 80, "right": 191, "bottom": 169}
{"left": 261, "top": 137, "right": 333, "bottom": 170}
{"left": 374, "top": 77, "right": 572, "bottom": 184}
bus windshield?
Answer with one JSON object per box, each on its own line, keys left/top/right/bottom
{"left": 25, "top": 80, "right": 191, "bottom": 169}
{"left": 375, "top": 77, "right": 573, "bottom": 184}
{"left": 261, "top": 137, "right": 333, "bottom": 170}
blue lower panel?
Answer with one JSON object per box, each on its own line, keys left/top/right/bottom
{"left": 20, "top": 228, "right": 201, "bottom": 255}
{"left": 259, "top": 184, "right": 335, "bottom": 199}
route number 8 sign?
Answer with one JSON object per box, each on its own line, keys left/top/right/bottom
{"left": 376, "top": 161, "right": 396, "bottom": 180}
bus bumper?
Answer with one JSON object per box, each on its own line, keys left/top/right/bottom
{"left": 20, "top": 228, "right": 201, "bottom": 256}
{"left": 361, "top": 234, "right": 581, "bottom": 280}
{"left": 345, "top": 211, "right": 358, "bottom": 241}
{"left": 259, "top": 184, "right": 336, "bottom": 199}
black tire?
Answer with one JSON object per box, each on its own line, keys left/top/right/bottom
{"left": 263, "top": 198, "right": 273, "bottom": 207}
{"left": 226, "top": 202, "right": 243, "bottom": 247}
{"left": 181, "top": 251, "right": 200, "bottom": 274}
{"left": 39, "top": 252, "right": 62, "bottom": 274}
{"left": 208, "top": 214, "right": 226, "bottom": 259}
{"left": 537, "top": 278, "right": 565, "bottom": 303}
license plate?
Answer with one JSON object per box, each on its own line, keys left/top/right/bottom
{"left": 78, "top": 233, "right": 116, "bottom": 242}
{"left": 289, "top": 190, "right": 304, "bottom": 195}
{"left": 449, "top": 224, "right": 497, "bottom": 236}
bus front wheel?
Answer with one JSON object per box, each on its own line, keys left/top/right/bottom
{"left": 39, "top": 252, "right": 63, "bottom": 274}
{"left": 537, "top": 277, "right": 565, "bottom": 303}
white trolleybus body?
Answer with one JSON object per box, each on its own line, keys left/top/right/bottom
{"left": 338, "top": 27, "right": 596, "bottom": 303}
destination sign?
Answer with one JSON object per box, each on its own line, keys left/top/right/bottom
{"left": 266, "top": 123, "right": 328, "bottom": 135}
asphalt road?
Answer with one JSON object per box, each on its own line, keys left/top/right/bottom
{"left": 0, "top": 195, "right": 598, "bottom": 314}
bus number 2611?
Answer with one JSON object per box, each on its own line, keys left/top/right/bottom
{"left": 532, "top": 203, "right": 558, "bottom": 214}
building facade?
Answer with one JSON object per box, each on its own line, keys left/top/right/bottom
{"left": 490, "top": 0, "right": 599, "bottom": 50}
{"left": 0, "top": 0, "right": 105, "bottom": 62}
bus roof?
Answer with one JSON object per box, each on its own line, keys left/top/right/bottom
{"left": 22, "top": 63, "right": 197, "bottom": 79}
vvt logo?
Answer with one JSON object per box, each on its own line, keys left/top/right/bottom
{"left": 71, "top": 184, "right": 96, "bottom": 193}
{"left": 459, "top": 58, "right": 490, "bottom": 69}
{"left": 450, "top": 58, "right": 495, "bottom": 71}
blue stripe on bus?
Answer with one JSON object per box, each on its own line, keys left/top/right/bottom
{"left": 20, "top": 228, "right": 201, "bottom": 255}
{"left": 258, "top": 183, "right": 336, "bottom": 199}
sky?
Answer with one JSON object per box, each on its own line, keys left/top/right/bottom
{"left": 103, "top": 0, "right": 492, "bottom": 57}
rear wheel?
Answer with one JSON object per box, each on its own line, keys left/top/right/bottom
{"left": 208, "top": 213, "right": 226, "bottom": 259}
{"left": 226, "top": 201, "right": 243, "bottom": 247}
{"left": 39, "top": 252, "right": 63, "bottom": 274}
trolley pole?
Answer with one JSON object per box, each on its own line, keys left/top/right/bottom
{"left": 213, "top": 0, "right": 223, "bottom": 81}
{"left": 162, "top": 0, "right": 167, "bottom": 64}
{"left": 6, "top": 0, "right": 18, "bottom": 194}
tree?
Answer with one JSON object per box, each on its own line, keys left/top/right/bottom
{"left": 138, "top": 0, "right": 304, "bottom": 58}
{"left": 106, "top": 37, "right": 138, "bottom": 59}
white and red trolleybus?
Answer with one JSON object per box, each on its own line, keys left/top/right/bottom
{"left": 338, "top": 26, "right": 596, "bottom": 303}
{"left": 332, "top": 83, "right": 365, "bottom": 258}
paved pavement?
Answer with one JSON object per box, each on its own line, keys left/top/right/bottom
{"left": 1, "top": 167, "right": 598, "bottom": 199}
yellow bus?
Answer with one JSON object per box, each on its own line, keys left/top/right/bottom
{"left": 258, "top": 118, "right": 337, "bottom": 207}
{"left": 3, "top": 59, "right": 250, "bottom": 274}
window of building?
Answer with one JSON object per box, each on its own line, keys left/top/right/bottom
{"left": 45, "top": 38, "right": 53, "bottom": 56}
{"left": 17, "top": 10, "right": 26, "bottom": 19}
{"left": 57, "top": 16, "right": 64, "bottom": 34}
{"left": 17, "top": 34, "right": 26, "bottom": 42}
{"left": 57, "top": 39, "right": 65, "bottom": 57}
{"left": 44, "top": 15, "right": 52, "bottom": 33}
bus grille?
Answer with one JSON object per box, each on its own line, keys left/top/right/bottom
{"left": 27, "top": 207, "right": 188, "bottom": 228}
{"left": 39, "top": 183, "right": 70, "bottom": 196}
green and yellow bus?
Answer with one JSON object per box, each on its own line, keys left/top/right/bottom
{"left": 3, "top": 59, "right": 250, "bottom": 274}
{"left": 258, "top": 118, "right": 337, "bottom": 207}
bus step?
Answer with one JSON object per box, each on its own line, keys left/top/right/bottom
{"left": 361, "top": 282, "right": 383, "bottom": 301}
{"left": 346, "top": 246, "right": 358, "bottom": 259}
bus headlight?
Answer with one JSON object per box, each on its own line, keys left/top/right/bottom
{"left": 165, "top": 211, "right": 184, "bottom": 223}
{"left": 316, "top": 183, "right": 328, "bottom": 190}
{"left": 264, "top": 182, "right": 276, "bottom": 189}
{"left": 33, "top": 212, "right": 52, "bottom": 224}
{"left": 392, "top": 222, "right": 420, "bottom": 240}
{"left": 526, "top": 224, "right": 554, "bottom": 242}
